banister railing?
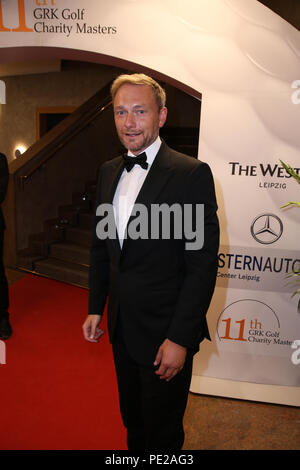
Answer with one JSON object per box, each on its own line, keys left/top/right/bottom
{"left": 18, "top": 100, "right": 112, "bottom": 190}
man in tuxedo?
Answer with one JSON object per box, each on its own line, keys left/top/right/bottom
{"left": 0, "top": 152, "right": 12, "bottom": 339}
{"left": 82, "top": 74, "right": 219, "bottom": 450}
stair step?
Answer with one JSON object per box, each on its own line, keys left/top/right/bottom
{"left": 17, "top": 251, "right": 45, "bottom": 270}
{"left": 33, "top": 257, "right": 89, "bottom": 288}
{"left": 50, "top": 241, "right": 90, "bottom": 266}
{"left": 78, "top": 211, "right": 94, "bottom": 229}
{"left": 65, "top": 227, "right": 92, "bottom": 246}
{"left": 57, "top": 205, "right": 79, "bottom": 226}
{"left": 72, "top": 192, "right": 92, "bottom": 209}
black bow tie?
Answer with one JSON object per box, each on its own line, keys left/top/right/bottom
{"left": 123, "top": 152, "right": 148, "bottom": 172}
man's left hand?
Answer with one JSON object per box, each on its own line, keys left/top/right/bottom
{"left": 154, "top": 339, "right": 187, "bottom": 382}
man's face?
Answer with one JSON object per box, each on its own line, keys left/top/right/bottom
{"left": 113, "top": 83, "right": 167, "bottom": 155}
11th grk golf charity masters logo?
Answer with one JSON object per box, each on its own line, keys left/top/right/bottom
{"left": 216, "top": 299, "right": 300, "bottom": 365}
{"left": 0, "top": 0, "right": 117, "bottom": 36}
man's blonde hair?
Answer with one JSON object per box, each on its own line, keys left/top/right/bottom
{"left": 111, "top": 73, "right": 166, "bottom": 110}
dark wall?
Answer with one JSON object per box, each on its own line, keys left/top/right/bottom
{"left": 258, "top": 0, "right": 300, "bottom": 30}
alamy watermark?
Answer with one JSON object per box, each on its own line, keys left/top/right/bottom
{"left": 0, "top": 340, "right": 6, "bottom": 364}
{"left": 0, "top": 79, "right": 6, "bottom": 104}
{"left": 96, "top": 201, "right": 205, "bottom": 250}
{"left": 291, "top": 80, "right": 300, "bottom": 105}
{"left": 291, "top": 340, "right": 300, "bottom": 365}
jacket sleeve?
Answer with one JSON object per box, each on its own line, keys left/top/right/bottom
{"left": 88, "top": 166, "right": 110, "bottom": 315}
{"left": 0, "top": 153, "right": 9, "bottom": 205}
{"left": 166, "top": 162, "right": 219, "bottom": 350}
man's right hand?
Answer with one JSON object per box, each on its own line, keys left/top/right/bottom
{"left": 82, "top": 314, "right": 104, "bottom": 342}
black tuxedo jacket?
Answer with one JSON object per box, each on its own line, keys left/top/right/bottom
{"left": 0, "top": 153, "right": 9, "bottom": 232}
{"left": 88, "top": 141, "right": 219, "bottom": 366}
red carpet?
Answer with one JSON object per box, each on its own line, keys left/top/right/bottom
{"left": 0, "top": 275, "right": 126, "bottom": 450}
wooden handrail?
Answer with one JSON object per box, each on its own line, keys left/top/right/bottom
{"left": 18, "top": 99, "right": 112, "bottom": 190}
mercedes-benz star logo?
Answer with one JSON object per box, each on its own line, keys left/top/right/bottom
{"left": 250, "top": 214, "right": 283, "bottom": 244}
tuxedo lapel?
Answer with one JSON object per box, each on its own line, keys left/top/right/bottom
{"left": 102, "top": 156, "right": 125, "bottom": 260}
{"left": 121, "top": 142, "right": 174, "bottom": 256}
{"left": 134, "top": 142, "right": 173, "bottom": 206}
{"left": 106, "top": 157, "right": 125, "bottom": 204}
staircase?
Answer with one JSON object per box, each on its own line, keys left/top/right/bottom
{"left": 18, "top": 180, "right": 96, "bottom": 288}
{"left": 17, "top": 127, "right": 199, "bottom": 288}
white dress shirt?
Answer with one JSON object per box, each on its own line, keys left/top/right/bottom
{"left": 113, "top": 136, "right": 162, "bottom": 247}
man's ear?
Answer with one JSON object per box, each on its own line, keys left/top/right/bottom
{"left": 159, "top": 107, "right": 168, "bottom": 128}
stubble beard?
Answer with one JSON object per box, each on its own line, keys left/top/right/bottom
{"left": 119, "top": 132, "right": 158, "bottom": 155}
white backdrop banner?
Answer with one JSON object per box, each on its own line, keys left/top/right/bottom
{"left": 0, "top": 0, "right": 299, "bottom": 399}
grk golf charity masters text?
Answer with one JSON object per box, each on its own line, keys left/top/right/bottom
{"left": 33, "top": 7, "right": 117, "bottom": 36}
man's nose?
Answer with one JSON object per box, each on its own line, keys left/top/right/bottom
{"left": 124, "top": 112, "right": 136, "bottom": 128}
